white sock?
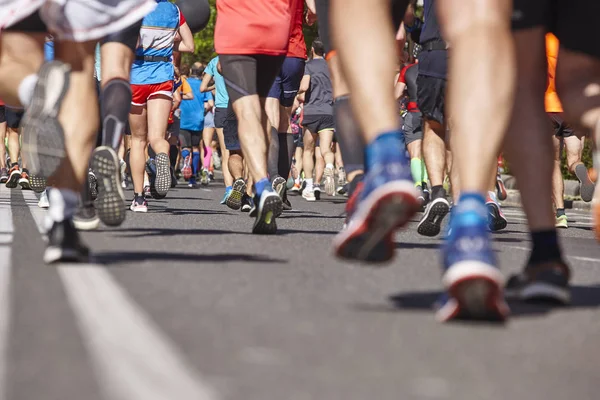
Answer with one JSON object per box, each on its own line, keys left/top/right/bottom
{"left": 305, "top": 178, "right": 313, "bottom": 189}
{"left": 325, "top": 163, "right": 334, "bottom": 170}
{"left": 45, "top": 188, "right": 79, "bottom": 230}
{"left": 18, "top": 74, "right": 38, "bottom": 108}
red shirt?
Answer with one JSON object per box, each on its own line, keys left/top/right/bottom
{"left": 215, "top": 0, "right": 294, "bottom": 56}
{"left": 287, "top": 0, "right": 306, "bottom": 59}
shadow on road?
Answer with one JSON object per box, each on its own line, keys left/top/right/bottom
{"left": 107, "top": 227, "right": 235, "bottom": 238}
{"left": 93, "top": 251, "right": 286, "bottom": 265}
{"left": 352, "top": 285, "right": 600, "bottom": 321}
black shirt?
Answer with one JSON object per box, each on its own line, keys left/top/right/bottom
{"left": 418, "top": 0, "right": 448, "bottom": 79}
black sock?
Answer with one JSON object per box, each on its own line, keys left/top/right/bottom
{"left": 101, "top": 78, "right": 132, "bottom": 150}
{"left": 528, "top": 230, "right": 562, "bottom": 265}
{"left": 277, "top": 132, "right": 293, "bottom": 179}
{"left": 348, "top": 173, "right": 364, "bottom": 198}
{"left": 334, "top": 95, "right": 365, "bottom": 175}
{"left": 169, "top": 145, "right": 179, "bottom": 168}
{"left": 431, "top": 185, "right": 446, "bottom": 200}
{"left": 556, "top": 208, "right": 565, "bottom": 217}
{"left": 267, "top": 127, "right": 279, "bottom": 180}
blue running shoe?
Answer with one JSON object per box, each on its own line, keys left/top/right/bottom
{"left": 437, "top": 197, "right": 509, "bottom": 323}
{"left": 333, "top": 139, "right": 419, "bottom": 263}
{"left": 220, "top": 187, "right": 232, "bottom": 204}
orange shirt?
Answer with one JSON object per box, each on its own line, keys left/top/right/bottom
{"left": 215, "top": 0, "right": 295, "bottom": 56}
{"left": 287, "top": 0, "right": 307, "bottom": 59}
{"left": 545, "top": 33, "right": 562, "bottom": 113}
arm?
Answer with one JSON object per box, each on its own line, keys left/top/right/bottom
{"left": 305, "top": 0, "right": 317, "bottom": 25}
{"left": 395, "top": 81, "right": 406, "bottom": 100}
{"left": 205, "top": 99, "right": 215, "bottom": 112}
{"left": 172, "top": 89, "right": 182, "bottom": 111}
{"left": 297, "top": 74, "right": 310, "bottom": 103}
{"left": 200, "top": 73, "right": 215, "bottom": 93}
{"left": 174, "top": 22, "right": 195, "bottom": 53}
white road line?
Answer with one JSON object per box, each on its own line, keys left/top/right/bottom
{"left": 0, "top": 187, "right": 13, "bottom": 400}
{"left": 507, "top": 245, "right": 600, "bottom": 263}
{"left": 23, "top": 195, "right": 218, "bottom": 400}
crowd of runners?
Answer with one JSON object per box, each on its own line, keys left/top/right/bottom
{"left": 0, "top": 0, "right": 598, "bottom": 323}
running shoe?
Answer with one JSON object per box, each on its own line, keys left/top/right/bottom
{"left": 200, "top": 168, "right": 209, "bottom": 186}
{"left": 5, "top": 165, "right": 20, "bottom": 189}
{"left": 21, "top": 61, "right": 70, "bottom": 179}
{"left": 121, "top": 159, "right": 129, "bottom": 189}
{"left": 241, "top": 193, "right": 253, "bottom": 212}
{"left": 212, "top": 151, "right": 222, "bottom": 169}
{"left": 495, "top": 174, "right": 507, "bottom": 201}
{"left": 226, "top": 178, "right": 246, "bottom": 210}
{"left": 289, "top": 181, "right": 302, "bottom": 193}
{"left": 575, "top": 163, "right": 594, "bottom": 203}
{"left": 324, "top": 167, "right": 336, "bottom": 196}
{"left": 437, "top": 202, "right": 508, "bottom": 322}
{"left": 337, "top": 167, "right": 347, "bottom": 194}
{"left": 73, "top": 203, "right": 100, "bottom": 231}
{"left": 272, "top": 176, "right": 287, "bottom": 215}
{"left": 130, "top": 195, "right": 148, "bottom": 212}
{"left": 343, "top": 181, "right": 364, "bottom": 228}
{"left": 188, "top": 176, "right": 198, "bottom": 188}
{"left": 38, "top": 189, "right": 49, "bottom": 209}
{"left": 0, "top": 168, "right": 8, "bottom": 184}
{"left": 333, "top": 157, "right": 419, "bottom": 263}
{"left": 313, "top": 184, "right": 322, "bottom": 200}
{"left": 44, "top": 219, "right": 90, "bottom": 264}
{"left": 208, "top": 171, "right": 214, "bottom": 182}
{"left": 422, "top": 182, "right": 431, "bottom": 207}
{"left": 91, "top": 146, "right": 127, "bottom": 226}
{"left": 282, "top": 191, "right": 292, "bottom": 211}
{"left": 220, "top": 187, "right": 232, "bottom": 204}
{"left": 555, "top": 214, "right": 568, "bottom": 229}
{"left": 417, "top": 186, "right": 426, "bottom": 210}
{"left": 150, "top": 153, "right": 171, "bottom": 199}
{"left": 88, "top": 168, "right": 98, "bottom": 201}
{"left": 252, "top": 188, "right": 283, "bottom": 235}
{"left": 19, "top": 169, "right": 31, "bottom": 190}
{"left": 302, "top": 187, "right": 316, "bottom": 202}
{"left": 143, "top": 185, "right": 151, "bottom": 199}
{"left": 181, "top": 154, "right": 192, "bottom": 180}
{"left": 29, "top": 175, "right": 47, "bottom": 193}
{"left": 417, "top": 197, "right": 451, "bottom": 237}
{"left": 505, "top": 261, "right": 571, "bottom": 304}
{"left": 287, "top": 176, "right": 295, "bottom": 190}
{"left": 486, "top": 199, "right": 508, "bottom": 232}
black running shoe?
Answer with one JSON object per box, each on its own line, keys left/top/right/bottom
{"left": 44, "top": 219, "right": 90, "bottom": 264}
{"left": 241, "top": 194, "right": 253, "bottom": 213}
{"left": 91, "top": 146, "right": 126, "bottom": 226}
{"left": 5, "top": 165, "right": 20, "bottom": 189}
{"left": 29, "top": 175, "right": 47, "bottom": 193}
{"left": 21, "top": 61, "right": 70, "bottom": 179}
{"left": 417, "top": 197, "right": 450, "bottom": 237}
{"left": 88, "top": 169, "right": 98, "bottom": 201}
{"left": 505, "top": 261, "right": 571, "bottom": 304}
{"left": 313, "top": 184, "right": 321, "bottom": 200}
{"left": 226, "top": 178, "right": 246, "bottom": 210}
{"left": 73, "top": 203, "right": 100, "bottom": 231}
{"left": 282, "top": 191, "right": 292, "bottom": 211}
{"left": 150, "top": 153, "right": 171, "bottom": 199}
{"left": 252, "top": 189, "right": 283, "bottom": 234}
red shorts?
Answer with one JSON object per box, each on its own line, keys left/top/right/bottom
{"left": 131, "top": 81, "right": 174, "bottom": 106}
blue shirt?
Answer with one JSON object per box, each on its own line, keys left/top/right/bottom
{"left": 44, "top": 39, "right": 54, "bottom": 61}
{"left": 130, "top": 1, "right": 180, "bottom": 85}
{"left": 205, "top": 57, "right": 228, "bottom": 108}
{"left": 180, "top": 77, "right": 213, "bottom": 131}
{"left": 94, "top": 43, "right": 101, "bottom": 79}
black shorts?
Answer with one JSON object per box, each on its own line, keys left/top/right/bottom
{"left": 219, "top": 54, "right": 285, "bottom": 103}
{"left": 5, "top": 11, "right": 47, "bottom": 32}
{"left": 180, "top": 129, "right": 201, "bottom": 148}
{"left": 214, "top": 107, "right": 228, "bottom": 129}
{"left": 223, "top": 107, "right": 241, "bottom": 151}
{"left": 5, "top": 108, "right": 24, "bottom": 129}
{"left": 101, "top": 19, "right": 143, "bottom": 53}
{"left": 549, "top": 112, "right": 575, "bottom": 138}
{"left": 403, "top": 111, "right": 423, "bottom": 145}
{"left": 512, "top": 0, "right": 600, "bottom": 58}
{"left": 168, "top": 115, "right": 180, "bottom": 139}
{"left": 417, "top": 74, "right": 445, "bottom": 126}
{"left": 0, "top": 106, "right": 5, "bottom": 124}
{"left": 267, "top": 57, "right": 305, "bottom": 107}
{"left": 302, "top": 114, "right": 335, "bottom": 134}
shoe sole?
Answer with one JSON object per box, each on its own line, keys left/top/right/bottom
{"left": 252, "top": 193, "right": 283, "bottom": 235}
{"left": 88, "top": 173, "right": 98, "bottom": 200}
{"left": 575, "top": 163, "right": 594, "bottom": 203}
{"left": 201, "top": 175, "right": 209, "bottom": 186}
{"left": 487, "top": 202, "right": 508, "bottom": 232}
{"left": 91, "top": 147, "right": 126, "bottom": 226}
{"left": 151, "top": 153, "right": 171, "bottom": 199}
{"left": 5, "top": 172, "right": 20, "bottom": 189}
{"left": 437, "top": 261, "right": 509, "bottom": 322}
{"left": 182, "top": 165, "right": 192, "bottom": 180}
{"left": 29, "top": 175, "right": 47, "bottom": 193}
{"left": 73, "top": 217, "right": 100, "bottom": 231}
{"left": 44, "top": 246, "right": 89, "bottom": 264}
{"left": 333, "top": 180, "right": 419, "bottom": 263}
{"left": 21, "top": 61, "right": 70, "bottom": 178}
{"left": 520, "top": 282, "right": 571, "bottom": 305}
{"left": 496, "top": 178, "right": 507, "bottom": 201}
{"left": 226, "top": 180, "right": 246, "bottom": 210}
{"left": 324, "top": 175, "right": 335, "bottom": 197}
{"left": 417, "top": 198, "right": 450, "bottom": 237}
{"left": 19, "top": 178, "right": 31, "bottom": 190}
{"left": 273, "top": 178, "right": 286, "bottom": 216}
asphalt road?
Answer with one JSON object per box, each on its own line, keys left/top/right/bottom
{"left": 2, "top": 178, "right": 600, "bottom": 400}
